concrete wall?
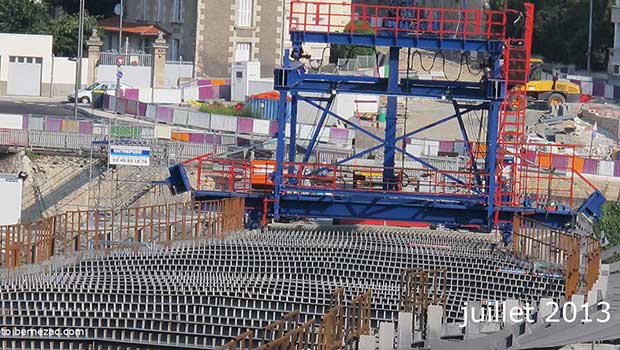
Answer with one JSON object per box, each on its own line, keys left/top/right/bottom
{"left": 96, "top": 63, "right": 193, "bottom": 88}
{"left": 0, "top": 33, "right": 53, "bottom": 95}
{"left": 51, "top": 57, "right": 88, "bottom": 97}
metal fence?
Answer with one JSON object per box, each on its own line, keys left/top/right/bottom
{"left": 0, "top": 199, "right": 245, "bottom": 269}
{"left": 0, "top": 128, "right": 228, "bottom": 164}
{"left": 99, "top": 52, "right": 153, "bottom": 67}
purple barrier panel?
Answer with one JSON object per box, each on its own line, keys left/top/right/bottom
{"left": 525, "top": 150, "right": 536, "bottom": 164}
{"left": 157, "top": 106, "right": 174, "bottom": 124}
{"left": 138, "top": 102, "right": 148, "bottom": 117}
{"left": 583, "top": 159, "right": 599, "bottom": 174}
{"left": 45, "top": 118, "right": 63, "bottom": 132}
{"left": 22, "top": 115, "right": 28, "bottom": 130}
{"left": 189, "top": 133, "right": 206, "bottom": 144}
{"left": 269, "top": 121, "right": 279, "bottom": 137}
{"left": 238, "top": 117, "right": 253, "bottom": 134}
{"left": 551, "top": 155, "right": 569, "bottom": 170}
{"left": 614, "top": 86, "right": 620, "bottom": 100}
{"left": 197, "top": 80, "right": 211, "bottom": 86}
{"left": 198, "top": 85, "right": 219, "bottom": 100}
{"left": 615, "top": 161, "right": 620, "bottom": 177}
{"left": 330, "top": 128, "right": 348, "bottom": 144}
{"left": 213, "top": 135, "right": 222, "bottom": 144}
{"left": 79, "top": 121, "right": 94, "bottom": 134}
{"left": 122, "top": 88, "right": 140, "bottom": 101}
{"left": 126, "top": 100, "right": 138, "bottom": 115}
{"left": 204, "top": 134, "right": 214, "bottom": 144}
{"left": 439, "top": 140, "right": 453, "bottom": 153}
{"left": 592, "top": 81, "right": 605, "bottom": 97}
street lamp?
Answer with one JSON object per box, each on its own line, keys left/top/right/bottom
{"left": 587, "top": 0, "right": 593, "bottom": 73}
{"left": 73, "top": 0, "right": 85, "bottom": 119}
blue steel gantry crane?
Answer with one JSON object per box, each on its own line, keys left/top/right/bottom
{"left": 166, "top": 1, "right": 605, "bottom": 232}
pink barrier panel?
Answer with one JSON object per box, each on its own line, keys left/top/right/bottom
{"left": 22, "top": 116, "right": 28, "bottom": 130}
{"left": 583, "top": 159, "right": 599, "bottom": 174}
{"left": 120, "top": 88, "right": 140, "bottom": 101}
{"left": 551, "top": 155, "right": 569, "bottom": 170}
{"left": 238, "top": 118, "right": 253, "bottom": 134}
{"left": 157, "top": 106, "right": 174, "bottom": 124}
{"left": 126, "top": 100, "right": 138, "bottom": 115}
{"left": 138, "top": 102, "right": 148, "bottom": 117}
{"left": 330, "top": 128, "right": 348, "bottom": 144}
{"left": 524, "top": 150, "right": 536, "bottom": 164}
{"left": 615, "top": 162, "right": 620, "bottom": 177}
{"left": 45, "top": 118, "right": 62, "bottom": 132}
{"left": 198, "top": 85, "right": 219, "bottom": 100}
{"left": 79, "top": 121, "right": 93, "bottom": 134}
{"left": 269, "top": 121, "right": 279, "bottom": 137}
{"left": 189, "top": 133, "right": 206, "bottom": 144}
{"left": 439, "top": 141, "right": 453, "bottom": 153}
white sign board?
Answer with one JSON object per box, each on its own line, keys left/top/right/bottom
{"left": 0, "top": 174, "right": 23, "bottom": 225}
{"left": 109, "top": 145, "right": 151, "bottom": 166}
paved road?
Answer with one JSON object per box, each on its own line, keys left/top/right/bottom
{"left": 0, "top": 97, "right": 78, "bottom": 117}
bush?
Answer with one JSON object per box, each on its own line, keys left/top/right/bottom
{"left": 199, "top": 103, "right": 253, "bottom": 118}
{"left": 595, "top": 201, "right": 620, "bottom": 246}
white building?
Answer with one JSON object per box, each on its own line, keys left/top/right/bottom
{"left": 0, "top": 33, "right": 87, "bottom": 97}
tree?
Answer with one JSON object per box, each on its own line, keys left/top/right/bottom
{"left": 47, "top": 11, "right": 99, "bottom": 57}
{"left": 0, "top": 0, "right": 48, "bottom": 33}
{"left": 330, "top": 20, "right": 376, "bottom": 64}
{"left": 490, "top": 0, "right": 613, "bottom": 71}
{"left": 0, "top": 0, "right": 99, "bottom": 57}
{"left": 595, "top": 201, "right": 620, "bottom": 246}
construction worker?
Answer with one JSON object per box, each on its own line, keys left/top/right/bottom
{"left": 550, "top": 100, "right": 568, "bottom": 116}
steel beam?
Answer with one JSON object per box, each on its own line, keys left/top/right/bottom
{"left": 290, "top": 32, "right": 504, "bottom": 53}
{"left": 383, "top": 47, "right": 400, "bottom": 190}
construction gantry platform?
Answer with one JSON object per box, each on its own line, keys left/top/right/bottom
{"left": 167, "top": 1, "right": 605, "bottom": 232}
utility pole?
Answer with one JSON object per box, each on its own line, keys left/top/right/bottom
{"left": 587, "top": 0, "right": 593, "bottom": 73}
{"left": 119, "top": 0, "right": 124, "bottom": 53}
{"left": 73, "top": 0, "right": 85, "bottom": 119}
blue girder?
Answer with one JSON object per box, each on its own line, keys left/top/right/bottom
{"left": 290, "top": 32, "right": 504, "bottom": 54}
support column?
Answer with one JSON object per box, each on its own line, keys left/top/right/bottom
{"left": 485, "top": 101, "right": 501, "bottom": 228}
{"left": 303, "top": 96, "right": 335, "bottom": 163}
{"left": 151, "top": 32, "right": 168, "bottom": 88}
{"left": 86, "top": 29, "right": 103, "bottom": 86}
{"left": 274, "top": 91, "right": 288, "bottom": 219}
{"left": 288, "top": 93, "right": 298, "bottom": 169}
{"left": 383, "top": 47, "right": 400, "bottom": 190}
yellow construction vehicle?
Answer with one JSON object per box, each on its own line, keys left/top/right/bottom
{"left": 521, "top": 58, "right": 581, "bottom": 108}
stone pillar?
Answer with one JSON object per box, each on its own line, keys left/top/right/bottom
{"left": 151, "top": 32, "right": 168, "bottom": 88}
{"left": 86, "top": 29, "right": 103, "bottom": 86}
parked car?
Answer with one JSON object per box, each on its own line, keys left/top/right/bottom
{"left": 67, "top": 82, "right": 130, "bottom": 103}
